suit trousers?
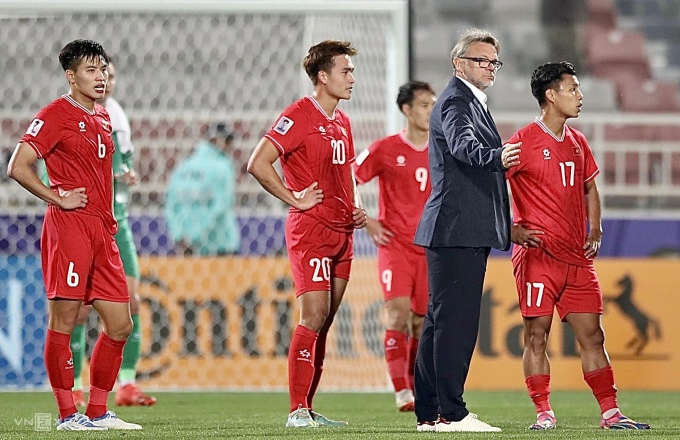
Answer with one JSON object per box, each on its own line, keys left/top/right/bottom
{"left": 414, "top": 246, "right": 491, "bottom": 422}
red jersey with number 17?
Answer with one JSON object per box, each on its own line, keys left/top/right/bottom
{"left": 506, "top": 118, "right": 599, "bottom": 267}
{"left": 265, "top": 96, "right": 356, "bottom": 232}
{"left": 353, "top": 132, "right": 431, "bottom": 247}
{"left": 21, "top": 95, "right": 117, "bottom": 234}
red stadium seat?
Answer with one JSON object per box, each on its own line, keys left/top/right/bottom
{"left": 587, "top": 30, "right": 651, "bottom": 80}
{"left": 587, "top": 0, "right": 618, "bottom": 30}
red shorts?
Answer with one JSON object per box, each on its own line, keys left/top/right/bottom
{"left": 285, "top": 212, "right": 353, "bottom": 296}
{"left": 512, "top": 246, "right": 602, "bottom": 321}
{"left": 378, "top": 240, "right": 428, "bottom": 316}
{"left": 41, "top": 208, "right": 129, "bottom": 305}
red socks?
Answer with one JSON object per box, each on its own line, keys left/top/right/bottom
{"left": 526, "top": 374, "right": 552, "bottom": 413}
{"left": 85, "top": 332, "right": 126, "bottom": 419}
{"left": 584, "top": 365, "right": 618, "bottom": 414}
{"left": 44, "top": 329, "right": 77, "bottom": 419}
{"left": 288, "top": 325, "right": 318, "bottom": 412}
{"left": 385, "top": 330, "right": 409, "bottom": 392}
{"left": 306, "top": 330, "right": 327, "bottom": 409}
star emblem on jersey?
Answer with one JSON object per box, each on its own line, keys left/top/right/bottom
{"left": 543, "top": 148, "right": 551, "bottom": 160}
{"left": 79, "top": 121, "right": 86, "bottom": 132}
{"left": 396, "top": 155, "right": 406, "bottom": 166}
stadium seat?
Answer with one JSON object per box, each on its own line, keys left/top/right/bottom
{"left": 616, "top": 78, "right": 680, "bottom": 113}
{"left": 586, "top": 0, "right": 618, "bottom": 30}
{"left": 587, "top": 30, "right": 651, "bottom": 80}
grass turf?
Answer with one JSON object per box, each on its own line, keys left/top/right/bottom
{"left": 0, "top": 390, "right": 678, "bottom": 439}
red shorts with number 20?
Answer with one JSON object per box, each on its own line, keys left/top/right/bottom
{"left": 285, "top": 212, "right": 353, "bottom": 296}
{"left": 512, "top": 246, "right": 602, "bottom": 321}
{"left": 41, "top": 207, "right": 129, "bottom": 305}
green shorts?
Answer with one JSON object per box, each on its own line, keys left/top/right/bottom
{"left": 114, "top": 218, "right": 140, "bottom": 279}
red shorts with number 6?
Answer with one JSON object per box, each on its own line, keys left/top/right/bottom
{"left": 378, "top": 240, "right": 428, "bottom": 316}
{"left": 285, "top": 212, "right": 353, "bottom": 296}
{"left": 512, "top": 246, "right": 602, "bottom": 321}
{"left": 41, "top": 207, "right": 129, "bottom": 305}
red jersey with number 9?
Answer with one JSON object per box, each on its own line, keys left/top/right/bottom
{"left": 21, "top": 95, "right": 117, "bottom": 234}
{"left": 506, "top": 119, "right": 599, "bottom": 267}
{"left": 265, "top": 96, "right": 355, "bottom": 232}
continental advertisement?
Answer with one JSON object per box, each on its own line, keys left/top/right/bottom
{"left": 131, "top": 257, "right": 678, "bottom": 391}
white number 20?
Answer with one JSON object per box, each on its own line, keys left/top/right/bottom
{"left": 331, "top": 139, "right": 346, "bottom": 164}
{"left": 310, "top": 257, "right": 331, "bottom": 282}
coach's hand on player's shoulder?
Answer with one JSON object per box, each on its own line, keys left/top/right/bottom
{"left": 58, "top": 187, "right": 88, "bottom": 210}
{"left": 511, "top": 223, "right": 544, "bottom": 249}
{"left": 353, "top": 207, "right": 368, "bottom": 230}
{"left": 583, "top": 227, "right": 602, "bottom": 259}
{"left": 366, "top": 218, "right": 393, "bottom": 246}
{"left": 292, "top": 182, "right": 323, "bottom": 211}
{"left": 501, "top": 141, "right": 521, "bottom": 170}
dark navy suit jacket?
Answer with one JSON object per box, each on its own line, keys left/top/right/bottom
{"left": 414, "top": 76, "right": 511, "bottom": 251}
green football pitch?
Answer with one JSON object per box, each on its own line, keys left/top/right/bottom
{"left": 0, "top": 390, "right": 678, "bottom": 439}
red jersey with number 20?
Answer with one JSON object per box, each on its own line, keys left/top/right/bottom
{"left": 21, "top": 95, "right": 117, "bottom": 234}
{"left": 353, "top": 132, "right": 430, "bottom": 247}
{"left": 265, "top": 96, "right": 355, "bottom": 232}
{"left": 506, "top": 119, "right": 599, "bottom": 267}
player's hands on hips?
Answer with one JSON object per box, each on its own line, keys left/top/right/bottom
{"left": 511, "top": 224, "right": 544, "bottom": 249}
{"left": 58, "top": 187, "right": 88, "bottom": 210}
{"left": 583, "top": 228, "right": 602, "bottom": 259}
{"left": 366, "top": 218, "right": 394, "bottom": 246}
{"left": 292, "top": 182, "right": 323, "bottom": 211}
{"left": 501, "top": 142, "right": 521, "bottom": 169}
{"left": 353, "top": 206, "right": 368, "bottom": 229}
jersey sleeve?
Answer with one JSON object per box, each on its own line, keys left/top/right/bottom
{"left": 20, "top": 106, "right": 64, "bottom": 158}
{"left": 573, "top": 130, "right": 599, "bottom": 183}
{"left": 264, "top": 104, "right": 308, "bottom": 156}
{"left": 353, "top": 139, "right": 383, "bottom": 184}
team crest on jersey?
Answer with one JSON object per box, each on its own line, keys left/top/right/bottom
{"left": 396, "top": 155, "right": 406, "bottom": 166}
{"left": 26, "top": 119, "right": 44, "bottom": 136}
{"left": 572, "top": 145, "right": 581, "bottom": 155}
{"left": 274, "top": 116, "right": 293, "bottom": 135}
{"left": 318, "top": 125, "right": 326, "bottom": 134}
{"left": 543, "top": 148, "right": 551, "bottom": 160}
{"left": 78, "top": 121, "right": 86, "bottom": 132}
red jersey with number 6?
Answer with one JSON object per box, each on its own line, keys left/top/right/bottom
{"left": 353, "top": 132, "right": 431, "bottom": 247}
{"left": 265, "top": 96, "right": 355, "bottom": 232}
{"left": 21, "top": 95, "right": 117, "bottom": 234}
{"left": 506, "top": 118, "right": 599, "bottom": 266}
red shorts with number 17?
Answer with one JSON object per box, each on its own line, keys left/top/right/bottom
{"left": 512, "top": 246, "right": 602, "bottom": 321}
{"left": 41, "top": 207, "right": 129, "bottom": 305}
{"left": 285, "top": 212, "right": 353, "bottom": 296}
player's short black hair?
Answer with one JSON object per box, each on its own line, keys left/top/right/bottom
{"left": 303, "top": 40, "right": 357, "bottom": 85}
{"left": 531, "top": 61, "right": 577, "bottom": 106}
{"left": 59, "top": 39, "right": 109, "bottom": 72}
{"left": 396, "top": 81, "right": 436, "bottom": 113}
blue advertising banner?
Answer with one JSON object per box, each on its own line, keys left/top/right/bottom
{"left": 0, "top": 255, "right": 47, "bottom": 388}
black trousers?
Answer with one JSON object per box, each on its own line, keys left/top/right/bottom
{"left": 414, "top": 246, "right": 491, "bottom": 422}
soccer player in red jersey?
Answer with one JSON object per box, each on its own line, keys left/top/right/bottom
{"left": 507, "top": 61, "right": 650, "bottom": 431}
{"left": 353, "top": 80, "right": 436, "bottom": 412}
{"left": 7, "top": 39, "right": 141, "bottom": 431}
{"left": 247, "top": 40, "right": 367, "bottom": 428}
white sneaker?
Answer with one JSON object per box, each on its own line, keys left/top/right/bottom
{"left": 416, "top": 420, "right": 437, "bottom": 432}
{"left": 56, "top": 413, "right": 108, "bottom": 431}
{"left": 395, "top": 389, "right": 415, "bottom": 411}
{"left": 436, "top": 413, "right": 502, "bottom": 432}
{"left": 286, "top": 404, "right": 319, "bottom": 428}
{"left": 90, "top": 411, "right": 142, "bottom": 430}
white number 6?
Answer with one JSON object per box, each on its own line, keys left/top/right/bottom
{"left": 67, "top": 262, "right": 80, "bottom": 287}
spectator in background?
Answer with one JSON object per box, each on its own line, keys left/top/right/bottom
{"left": 164, "top": 122, "right": 240, "bottom": 256}
{"left": 540, "top": 0, "right": 586, "bottom": 72}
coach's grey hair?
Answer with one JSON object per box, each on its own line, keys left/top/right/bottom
{"left": 450, "top": 28, "right": 500, "bottom": 63}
